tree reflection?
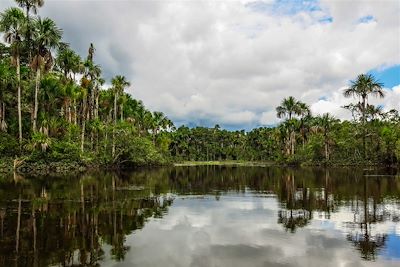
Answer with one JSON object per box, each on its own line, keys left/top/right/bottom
{"left": 345, "top": 176, "right": 390, "bottom": 260}
{"left": 0, "top": 166, "right": 398, "bottom": 265}
{"left": 277, "top": 172, "right": 312, "bottom": 233}
{"left": 0, "top": 171, "right": 174, "bottom": 266}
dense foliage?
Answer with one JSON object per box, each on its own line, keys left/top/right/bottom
{"left": 0, "top": 1, "right": 174, "bottom": 169}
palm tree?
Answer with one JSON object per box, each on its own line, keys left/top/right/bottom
{"left": 80, "top": 85, "right": 88, "bottom": 152}
{"left": 276, "top": 96, "right": 306, "bottom": 155}
{"left": 312, "top": 113, "right": 338, "bottom": 161}
{"left": 152, "top": 111, "right": 169, "bottom": 143}
{"left": 276, "top": 96, "right": 302, "bottom": 120}
{"left": 87, "top": 62, "right": 101, "bottom": 120}
{"left": 343, "top": 74, "right": 384, "bottom": 159}
{"left": 60, "top": 81, "right": 75, "bottom": 122}
{"left": 365, "top": 104, "right": 383, "bottom": 121}
{"left": 111, "top": 75, "right": 130, "bottom": 157}
{"left": 87, "top": 42, "right": 95, "bottom": 62}
{"left": 0, "top": 7, "right": 26, "bottom": 144}
{"left": 297, "top": 102, "right": 311, "bottom": 148}
{"left": 31, "top": 17, "right": 62, "bottom": 132}
{"left": 95, "top": 77, "right": 105, "bottom": 120}
{"left": 56, "top": 46, "right": 81, "bottom": 81}
{"left": 15, "top": 0, "right": 44, "bottom": 61}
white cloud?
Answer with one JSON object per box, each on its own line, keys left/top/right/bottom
{"left": 311, "top": 85, "right": 400, "bottom": 120}
{"left": 0, "top": 0, "right": 398, "bottom": 128}
{"left": 260, "top": 110, "right": 280, "bottom": 125}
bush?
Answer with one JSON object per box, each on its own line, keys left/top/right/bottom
{"left": 114, "top": 137, "right": 167, "bottom": 167}
{"left": 50, "top": 140, "right": 81, "bottom": 162}
{"left": 0, "top": 133, "right": 18, "bottom": 156}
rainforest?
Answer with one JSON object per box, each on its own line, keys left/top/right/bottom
{"left": 0, "top": 1, "right": 399, "bottom": 174}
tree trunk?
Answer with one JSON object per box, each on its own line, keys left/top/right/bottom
{"left": 26, "top": 8, "right": 32, "bottom": 63}
{"left": 1, "top": 102, "right": 5, "bottom": 132}
{"left": 73, "top": 99, "right": 77, "bottom": 125}
{"left": 362, "top": 97, "right": 366, "bottom": 160}
{"left": 81, "top": 96, "right": 87, "bottom": 152}
{"left": 16, "top": 56, "right": 22, "bottom": 144}
{"left": 120, "top": 103, "right": 123, "bottom": 121}
{"left": 290, "top": 131, "right": 295, "bottom": 155}
{"left": 90, "top": 87, "right": 95, "bottom": 120}
{"left": 104, "top": 126, "right": 108, "bottom": 156}
{"left": 33, "top": 67, "right": 41, "bottom": 133}
{"left": 325, "top": 139, "right": 329, "bottom": 161}
{"left": 68, "top": 101, "right": 72, "bottom": 124}
{"left": 112, "top": 92, "right": 118, "bottom": 158}
{"left": 95, "top": 90, "right": 99, "bottom": 120}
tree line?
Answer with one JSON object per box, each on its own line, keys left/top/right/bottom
{"left": 170, "top": 74, "right": 400, "bottom": 165}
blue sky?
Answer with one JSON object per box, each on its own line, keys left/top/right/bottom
{"left": 369, "top": 65, "right": 400, "bottom": 89}
{"left": 381, "top": 233, "right": 400, "bottom": 260}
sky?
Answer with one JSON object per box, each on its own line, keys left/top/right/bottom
{"left": 1, "top": 0, "right": 399, "bottom": 130}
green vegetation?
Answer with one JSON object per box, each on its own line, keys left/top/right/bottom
{"left": 0, "top": 1, "right": 398, "bottom": 172}
{"left": 169, "top": 75, "right": 399, "bottom": 166}
{"left": 174, "top": 160, "right": 274, "bottom": 167}
{"left": 0, "top": 1, "right": 174, "bottom": 172}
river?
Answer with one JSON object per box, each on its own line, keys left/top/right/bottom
{"left": 0, "top": 166, "right": 399, "bottom": 266}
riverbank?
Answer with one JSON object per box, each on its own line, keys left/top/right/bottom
{"left": 174, "top": 160, "right": 399, "bottom": 168}
{"left": 0, "top": 155, "right": 171, "bottom": 175}
{"left": 1, "top": 157, "right": 397, "bottom": 176}
{"left": 174, "top": 161, "right": 275, "bottom": 167}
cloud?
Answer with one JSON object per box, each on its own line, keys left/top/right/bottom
{"left": 114, "top": 195, "right": 400, "bottom": 267}
{"left": 311, "top": 85, "right": 400, "bottom": 119}
{"left": 0, "top": 0, "right": 398, "bottom": 129}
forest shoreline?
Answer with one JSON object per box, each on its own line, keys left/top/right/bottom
{"left": 1, "top": 157, "right": 398, "bottom": 176}
{"left": 0, "top": 156, "right": 171, "bottom": 175}
{"left": 174, "top": 160, "right": 398, "bottom": 168}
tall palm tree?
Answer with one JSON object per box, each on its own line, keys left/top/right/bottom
{"left": 0, "top": 7, "right": 26, "bottom": 144}
{"left": 15, "top": 0, "right": 44, "bottom": 61}
{"left": 343, "top": 74, "right": 384, "bottom": 159}
{"left": 87, "top": 62, "right": 101, "bottom": 120}
{"left": 31, "top": 17, "right": 62, "bottom": 132}
{"left": 152, "top": 111, "right": 167, "bottom": 143}
{"left": 276, "top": 96, "right": 305, "bottom": 155}
{"left": 80, "top": 85, "right": 88, "bottom": 152}
{"left": 56, "top": 46, "right": 80, "bottom": 81}
{"left": 276, "top": 96, "right": 302, "bottom": 120}
{"left": 297, "top": 102, "right": 311, "bottom": 148}
{"left": 95, "top": 77, "right": 105, "bottom": 120}
{"left": 312, "top": 113, "right": 338, "bottom": 161}
{"left": 111, "top": 75, "right": 130, "bottom": 157}
{"left": 112, "top": 75, "right": 130, "bottom": 121}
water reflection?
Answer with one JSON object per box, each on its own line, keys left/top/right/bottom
{"left": 0, "top": 166, "right": 399, "bottom": 266}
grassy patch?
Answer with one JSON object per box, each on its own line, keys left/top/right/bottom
{"left": 173, "top": 160, "right": 275, "bottom": 167}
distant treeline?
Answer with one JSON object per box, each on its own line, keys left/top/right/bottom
{"left": 169, "top": 80, "right": 400, "bottom": 165}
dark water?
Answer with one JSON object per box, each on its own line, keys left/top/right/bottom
{"left": 0, "top": 166, "right": 399, "bottom": 267}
